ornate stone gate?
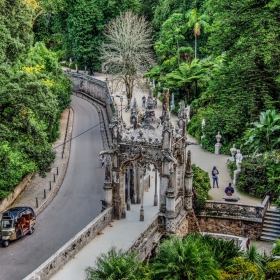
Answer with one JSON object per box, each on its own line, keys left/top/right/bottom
{"left": 100, "top": 88, "right": 194, "bottom": 234}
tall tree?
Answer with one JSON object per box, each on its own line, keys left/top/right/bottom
{"left": 164, "top": 59, "right": 213, "bottom": 102}
{"left": 0, "top": 0, "right": 34, "bottom": 64}
{"left": 188, "top": 0, "right": 280, "bottom": 150}
{"left": 186, "top": 8, "right": 209, "bottom": 59}
{"left": 101, "top": 11, "right": 154, "bottom": 99}
{"left": 41, "top": 0, "right": 141, "bottom": 72}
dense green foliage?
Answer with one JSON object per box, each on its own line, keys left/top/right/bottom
{"left": 87, "top": 233, "right": 280, "bottom": 279}
{"left": 188, "top": 0, "right": 280, "bottom": 151}
{"left": 85, "top": 247, "right": 150, "bottom": 280}
{"left": 38, "top": 0, "right": 141, "bottom": 72}
{"left": 192, "top": 164, "right": 211, "bottom": 214}
{"left": 0, "top": 1, "right": 71, "bottom": 200}
{"left": 264, "top": 260, "right": 280, "bottom": 279}
{"left": 234, "top": 155, "right": 280, "bottom": 198}
{"left": 272, "top": 239, "right": 280, "bottom": 256}
{"left": 150, "top": 234, "right": 221, "bottom": 280}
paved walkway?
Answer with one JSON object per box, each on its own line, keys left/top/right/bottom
{"left": 92, "top": 71, "right": 261, "bottom": 204}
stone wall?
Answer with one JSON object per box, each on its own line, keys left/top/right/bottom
{"left": 197, "top": 216, "right": 262, "bottom": 240}
{"left": 0, "top": 173, "right": 34, "bottom": 215}
{"left": 127, "top": 214, "right": 162, "bottom": 261}
{"left": 201, "top": 200, "right": 265, "bottom": 222}
{"left": 24, "top": 208, "right": 113, "bottom": 280}
{"left": 66, "top": 71, "right": 114, "bottom": 120}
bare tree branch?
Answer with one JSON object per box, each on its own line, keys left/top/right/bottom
{"left": 100, "top": 11, "right": 155, "bottom": 99}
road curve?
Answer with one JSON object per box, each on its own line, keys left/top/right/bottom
{"left": 0, "top": 95, "right": 105, "bottom": 280}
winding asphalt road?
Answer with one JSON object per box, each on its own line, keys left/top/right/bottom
{"left": 0, "top": 95, "right": 104, "bottom": 280}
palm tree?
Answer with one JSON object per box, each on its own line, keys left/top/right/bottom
{"left": 163, "top": 59, "right": 213, "bottom": 102}
{"left": 186, "top": 9, "right": 209, "bottom": 59}
{"left": 243, "top": 109, "right": 280, "bottom": 153}
{"left": 85, "top": 247, "right": 149, "bottom": 280}
{"left": 150, "top": 234, "right": 220, "bottom": 280}
{"left": 243, "top": 245, "right": 266, "bottom": 273}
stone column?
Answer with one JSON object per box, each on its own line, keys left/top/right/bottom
{"left": 184, "top": 150, "right": 193, "bottom": 211}
{"left": 119, "top": 172, "right": 126, "bottom": 219}
{"left": 140, "top": 169, "right": 144, "bottom": 221}
{"left": 154, "top": 169, "right": 158, "bottom": 206}
{"left": 165, "top": 168, "right": 176, "bottom": 233}
{"left": 127, "top": 168, "right": 131, "bottom": 210}
{"left": 134, "top": 166, "right": 141, "bottom": 204}
{"left": 103, "top": 181, "right": 112, "bottom": 207}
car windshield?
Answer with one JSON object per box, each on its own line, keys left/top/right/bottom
{"left": 1, "top": 219, "right": 14, "bottom": 229}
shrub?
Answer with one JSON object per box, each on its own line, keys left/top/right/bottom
{"left": 272, "top": 239, "right": 280, "bottom": 256}
{"left": 192, "top": 164, "right": 211, "bottom": 214}
{"left": 150, "top": 234, "right": 220, "bottom": 280}
{"left": 221, "top": 257, "right": 260, "bottom": 280}
{"left": 85, "top": 247, "right": 150, "bottom": 280}
{"left": 236, "top": 153, "right": 280, "bottom": 199}
{"left": 201, "top": 234, "right": 242, "bottom": 268}
{"left": 264, "top": 260, "right": 280, "bottom": 280}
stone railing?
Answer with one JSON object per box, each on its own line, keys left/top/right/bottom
{"left": 127, "top": 214, "right": 162, "bottom": 261}
{"left": 200, "top": 200, "right": 266, "bottom": 222}
{"left": 201, "top": 232, "right": 248, "bottom": 251}
{"left": 65, "top": 71, "right": 114, "bottom": 148}
{"left": 66, "top": 71, "right": 115, "bottom": 119}
{"left": 24, "top": 208, "right": 113, "bottom": 280}
{"left": 175, "top": 197, "right": 183, "bottom": 214}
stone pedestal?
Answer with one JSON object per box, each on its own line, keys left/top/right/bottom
{"left": 233, "top": 169, "right": 240, "bottom": 185}
{"left": 215, "top": 143, "right": 221, "bottom": 154}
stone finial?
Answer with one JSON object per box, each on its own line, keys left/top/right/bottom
{"left": 186, "top": 150, "right": 192, "bottom": 171}
{"left": 166, "top": 167, "right": 175, "bottom": 193}
{"left": 133, "top": 97, "right": 138, "bottom": 109}
{"left": 162, "top": 88, "right": 170, "bottom": 111}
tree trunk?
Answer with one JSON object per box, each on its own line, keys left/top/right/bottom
{"left": 194, "top": 35, "right": 197, "bottom": 59}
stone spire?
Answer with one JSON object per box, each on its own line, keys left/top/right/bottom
{"left": 130, "top": 98, "right": 139, "bottom": 129}
{"left": 186, "top": 150, "right": 192, "bottom": 172}
{"left": 184, "top": 150, "right": 193, "bottom": 211}
{"left": 142, "top": 89, "right": 156, "bottom": 130}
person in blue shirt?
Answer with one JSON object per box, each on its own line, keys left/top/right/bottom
{"left": 212, "top": 166, "right": 219, "bottom": 188}
{"left": 225, "top": 183, "right": 234, "bottom": 196}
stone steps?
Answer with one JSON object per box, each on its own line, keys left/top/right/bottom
{"left": 261, "top": 209, "right": 280, "bottom": 242}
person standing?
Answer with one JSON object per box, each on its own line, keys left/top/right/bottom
{"left": 212, "top": 166, "right": 219, "bottom": 188}
{"left": 142, "top": 95, "right": 146, "bottom": 108}
{"left": 225, "top": 183, "right": 234, "bottom": 196}
{"left": 154, "top": 98, "right": 157, "bottom": 109}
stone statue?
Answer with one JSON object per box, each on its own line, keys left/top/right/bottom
{"left": 162, "top": 88, "right": 170, "bottom": 111}
{"left": 186, "top": 105, "right": 190, "bottom": 122}
{"left": 235, "top": 150, "right": 243, "bottom": 171}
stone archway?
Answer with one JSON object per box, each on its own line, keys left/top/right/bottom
{"left": 100, "top": 88, "right": 194, "bottom": 234}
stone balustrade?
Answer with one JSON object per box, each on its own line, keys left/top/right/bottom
{"left": 200, "top": 200, "right": 266, "bottom": 222}
{"left": 24, "top": 208, "right": 113, "bottom": 280}
{"left": 127, "top": 214, "right": 162, "bottom": 261}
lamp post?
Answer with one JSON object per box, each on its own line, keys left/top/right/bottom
{"left": 120, "top": 95, "right": 124, "bottom": 120}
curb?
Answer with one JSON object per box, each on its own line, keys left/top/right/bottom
{"left": 35, "top": 107, "right": 74, "bottom": 216}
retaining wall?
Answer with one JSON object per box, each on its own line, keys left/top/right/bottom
{"left": 0, "top": 173, "right": 34, "bottom": 215}
{"left": 24, "top": 207, "right": 113, "bottom": 280}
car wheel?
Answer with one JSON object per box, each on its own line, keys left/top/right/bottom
{"left": 2, "top": 240, "right": 9, "bottom": 247}
{"left": 28, "top": 228, "right": 34, "bottom": 235}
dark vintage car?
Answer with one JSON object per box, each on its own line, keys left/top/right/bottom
{"left": 0, "top": 207, "right": 36, "bottom": 247}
